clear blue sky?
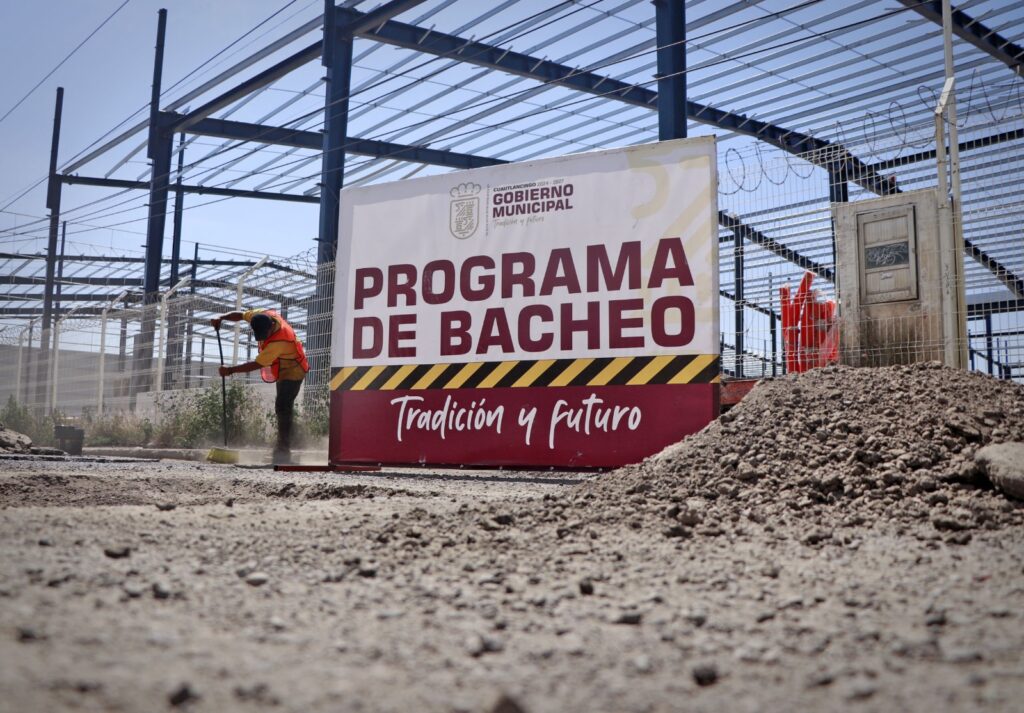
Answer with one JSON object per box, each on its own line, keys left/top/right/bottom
{"left": 0, "top": 0, "right": 324, "bottom": 260}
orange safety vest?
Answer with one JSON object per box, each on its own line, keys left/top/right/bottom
{"left": 257, "top": 310, "right": 310, "bottom": 383}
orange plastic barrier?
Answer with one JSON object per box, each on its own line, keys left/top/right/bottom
{"left": 780, "top": 272, "right": 838, "bottom": 373}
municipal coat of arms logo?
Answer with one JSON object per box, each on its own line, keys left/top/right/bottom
{"left": 449, "top": 182, "right": 481, "bottom": 239}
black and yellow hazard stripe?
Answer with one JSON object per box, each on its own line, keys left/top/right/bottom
{"left": 330, "top": 354, "right": 719, "bottom": 391}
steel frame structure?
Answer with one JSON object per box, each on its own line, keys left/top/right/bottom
{"left": 4, "top": 0, "right": 1024, "bottom": 398}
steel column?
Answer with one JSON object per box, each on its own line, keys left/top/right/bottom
{"left": 307, "top": 1, "right": 355, "bottom": 412}
{"left": 144, "top": 83, "right": 172, "bottom": 291}
{"left": 143, "top": 9, "right": 172, "bottom": 300}
{"left": 654, "top": 0, "right": 686, "bottom": 141}
{"left": 139, "top": 9, "right": 170, "bottom": 395}
{"left": 38, "top": 86, "right": 63, "bottom": 410}
{"left": 317, "top": 2, "right": 353, "bottom": 265}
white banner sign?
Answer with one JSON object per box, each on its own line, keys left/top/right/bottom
{"left": 331, "top": 137, "right": 719, "bottom": 367}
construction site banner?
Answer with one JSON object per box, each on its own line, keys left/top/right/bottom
{"left": 329, "top": 137, "right": 719, "bottom": 467}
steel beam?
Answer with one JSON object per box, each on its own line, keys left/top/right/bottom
{"left": 0, "top": 251, "right": 315, "bottom": 280}
{"left": 180, "top": 115, "right": 503, "bottom": 169}
{"left": 0, "top": 292, "right": 142, "bottom": 303}
{"left": 1, "top": 307, "right": 107, "bottom": 317}
{"left": 898, "top": 0, "right": 1024, "bottom": 77}
{"left": 186, "top": 115, "right": 321, "bottom": 150}
{"left": 654, "top": 0, "right": 686, "bottom": 141}
{"left": 963, "top": 239, "right": 1024, "bottom": 298}
{"left": 338, "top": 5, "right": 897, "bottom": 196}
{"left": 869, "top": 128, "right": 1024, "bottom": 171}
{"left": 717, "top": 211, "right": 834, "bottom": 281}
{"left": 61, "top": 173, "right": 320, "bottom": 204}
{"left": 966, "top": 298, "right": 1024, "bottom": 317}
{"left": 345, "top": 137, "right": 503, "bottom": 169}
{"left": 1, "top": 276, "right": 142, "bottom": 286}
{"left": 173, "top": 0, "right": 426, "bottom": 133}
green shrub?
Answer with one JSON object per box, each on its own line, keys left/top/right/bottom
{"left": 151, "top": 381, "right": 269, "bottom": 448}
{"left": 0, "top": 396, "right": 58, "bottom": 446}
{"left": 83, "top": 411, "right": 153, "bottom": 447}
{"left": 82, "top": 383, "right": 270, "bottom": 449}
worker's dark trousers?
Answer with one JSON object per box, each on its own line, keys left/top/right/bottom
{"left": 274, "top": 379, "right": 303, "bottom": 458}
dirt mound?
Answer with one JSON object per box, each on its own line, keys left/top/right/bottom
{"left": 566, "top": 363, "right": 1024, "bottom": 540}
{"left": 0, "top": 422, "right": 33, "bottom": 454}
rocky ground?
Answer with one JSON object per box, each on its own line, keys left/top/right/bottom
{"left": 1, "top": 364, "right": 1023, "bottom": 712}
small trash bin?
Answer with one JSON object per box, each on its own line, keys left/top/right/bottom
{"left": 54, "top": 425, "right": 85, "bottom": 456}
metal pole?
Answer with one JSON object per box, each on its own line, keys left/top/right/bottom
{"left": 50, "top": 316, "right": 63, "bottom": 413}
{"left": 942, "top": 0, "right": 962, "bottom": 211}
{"left": 734, "top": 230, "right": 744, "bottom": 378}
{"left": 828, "top": 169, "right": 847, "bottom": 271}
{"left": 118, "top": 295, "right": 129, "bottom": 372}
{"left": 184, "top": 242, "right": 198, "bottom": 386}
{"left": 98, "top": 311, "right": 108, "bottom": 415}
{"left": 98, "top": 290, "right": 129, "bottom": 415}
{"left": 653, "top": 0, "right": 686, "bottom": 141}
{"left": 156, "top": 277, "right": 190, "bottom": 391}
{"left": 55, "top": 220, "right": 67, "bottom": 317}
{"left": 167, "top": 133, "right": 186, "bottom": 383}
{"left": 15, "top": 326, "right": 26, "bottom": 406}
{"left": 232, "top": 256, "right": 268, "bottom": 365}
{"left": 985, "top": 312, "right": 994, "bottom": 375}
{"left": 769, "top": 273, "right": 778, "bottom": 377}
{"left": 170, "top": 132, "right": 185, "bottom": 286}
{"left": 934, "top": 78, "right": 959, "bottom": 367}
{"left": 942, "top": 0, "right": 968, "bottom": 367}
{"left": 25, "top": 319, "right": 35, "bottom": 404}
{"left": 39, "top": 87, "right": 64, "bottom": 410}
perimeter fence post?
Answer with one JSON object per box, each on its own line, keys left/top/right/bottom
{"left": 15, "top": 325, "right": 27, "bottom": 407}
{"left": 734, "top": 229, "right": 744, "bottom": 378}
{"left": 98, "top": 290, "right": 129, "bottom": 415}
{"left": 156, "top": 278, "right": 190, "bottom": 392}
{"left": 233, "top": 257, "right": 268, "bottom": 365}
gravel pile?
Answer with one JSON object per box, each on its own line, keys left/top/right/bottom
{"left": 566, "top": 363, "right": 1024, "bottom": 541}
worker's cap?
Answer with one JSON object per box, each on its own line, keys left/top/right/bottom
{"left": 250, "top": 314, "right": 274, "bottom": 341}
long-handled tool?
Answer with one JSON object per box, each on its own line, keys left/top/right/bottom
{"left": 206, "top": 326, "right": 240, "bottom": 464}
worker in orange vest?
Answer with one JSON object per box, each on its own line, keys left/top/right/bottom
{"left": 211, "top": 308, "right": 309, "bottom": 464}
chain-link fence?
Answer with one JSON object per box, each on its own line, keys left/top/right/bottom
{"left": 716, "top": 76, "right": 1022, "bottom": 380}
{"left": 1, "top": 78, "right": 1021, "bottom": 448}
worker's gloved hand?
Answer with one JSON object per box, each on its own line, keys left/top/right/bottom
{"left": 218, "top": 365, "right": 232, "bottom": 378}
{"left": 210, "top": 318, "right": 222, "bottom": 330}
